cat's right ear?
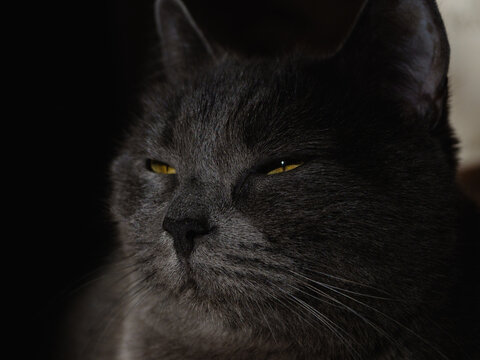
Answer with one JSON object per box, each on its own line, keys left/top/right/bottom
{"left": 332, "top": 0, "right": 450, "bottom": 125}
{"left": 155, "top": 0, "right": 216, "bottom": 82}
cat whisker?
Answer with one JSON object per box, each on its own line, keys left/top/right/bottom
{"left": 295, "top": 264, "right": 393, "bottom": 297}
{"left": 240, "top": 278, "right": 279, "bottom": 345}
{"left": 291, "top": 268, "right": 400, "bottom": 301}
{"left": 289, "top": 270, "right": 450, "bottom": 360}
{"left": 269, "top": 281, "right": 361, "bottom": 360}
{"left": 261, "top": 283, "right": 319, "bottom": 333}
{"left": 287, "top": 275, "right": 402, "bottom": 353}
{"left": 255, "top": 300, "right": 278, "bottom": 344}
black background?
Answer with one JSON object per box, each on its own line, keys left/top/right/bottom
{"left": 25, "top": 1, "right": 152, "bottom": 358}
{"left": 21, "top": 1, "right": 364, "bottom": 358}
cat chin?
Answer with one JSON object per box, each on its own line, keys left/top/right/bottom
{"left": 143, "top": 256, "right": 278, "bottom": 308}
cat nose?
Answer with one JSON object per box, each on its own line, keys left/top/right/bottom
{"left": 162, "top": 217, "right": 211, "bottom": 259}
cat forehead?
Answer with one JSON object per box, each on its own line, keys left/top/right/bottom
{"left": 142, "top": 59, "right": 333, "bottom": 156}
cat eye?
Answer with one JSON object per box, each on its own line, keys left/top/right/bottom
{"left": 147, "top": 159, "right": 177, "bottom": 175}
{"left": 265, "top": 160, "right": 304, "bottom": 175}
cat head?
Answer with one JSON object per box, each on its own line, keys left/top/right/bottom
{"left": 110, "top": 0, "right": 458, "bottom": 349}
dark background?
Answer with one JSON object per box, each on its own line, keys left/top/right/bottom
{"left": 23, "top": 0, "right": 365, "bottom": 358}
{"left": 25, "top": 1, "right": 154, "bottom": 358}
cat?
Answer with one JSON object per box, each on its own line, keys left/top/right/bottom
{"left": 62, "top": 0, "right": 479, "bottom": 359}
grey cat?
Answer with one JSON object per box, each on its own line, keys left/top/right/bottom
{"left": 63, "top": 0, "right": 479, "bottom": 359}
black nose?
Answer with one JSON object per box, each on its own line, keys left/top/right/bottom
{"left": 162, "top": 217, "right": 211, "bottom": 259}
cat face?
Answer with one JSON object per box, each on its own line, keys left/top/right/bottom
{"left": 111, "top": 61, "right": 337, "bottom": 300}
{"left": 110, "top": 0, "right": 458, "bottom": 344}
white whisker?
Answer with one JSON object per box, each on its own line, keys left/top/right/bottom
{"left": 289, "top": 270, "right": 450, "bottom": 360}
{"left": 269, "top": 281, "right": 361, "bottom": 359}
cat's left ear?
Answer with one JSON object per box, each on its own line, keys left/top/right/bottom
{"left": 155, "top": 0, "right": 216, "bottom": 82}
{"left": 334, "top": 0, "right": 450, "bottom": 122}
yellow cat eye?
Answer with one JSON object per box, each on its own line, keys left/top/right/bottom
{"left": 148, "top": 160, "right": 177, "bottom": 174}
{"left": 267, "top": 161, "right": 304, "bottom": 175}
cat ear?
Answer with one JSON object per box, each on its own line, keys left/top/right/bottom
{"left": 155, "top": 0, "right": 216, "bottom": 81}
{"left": 334, "top": 0, "right": 450, "bottom": 122}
